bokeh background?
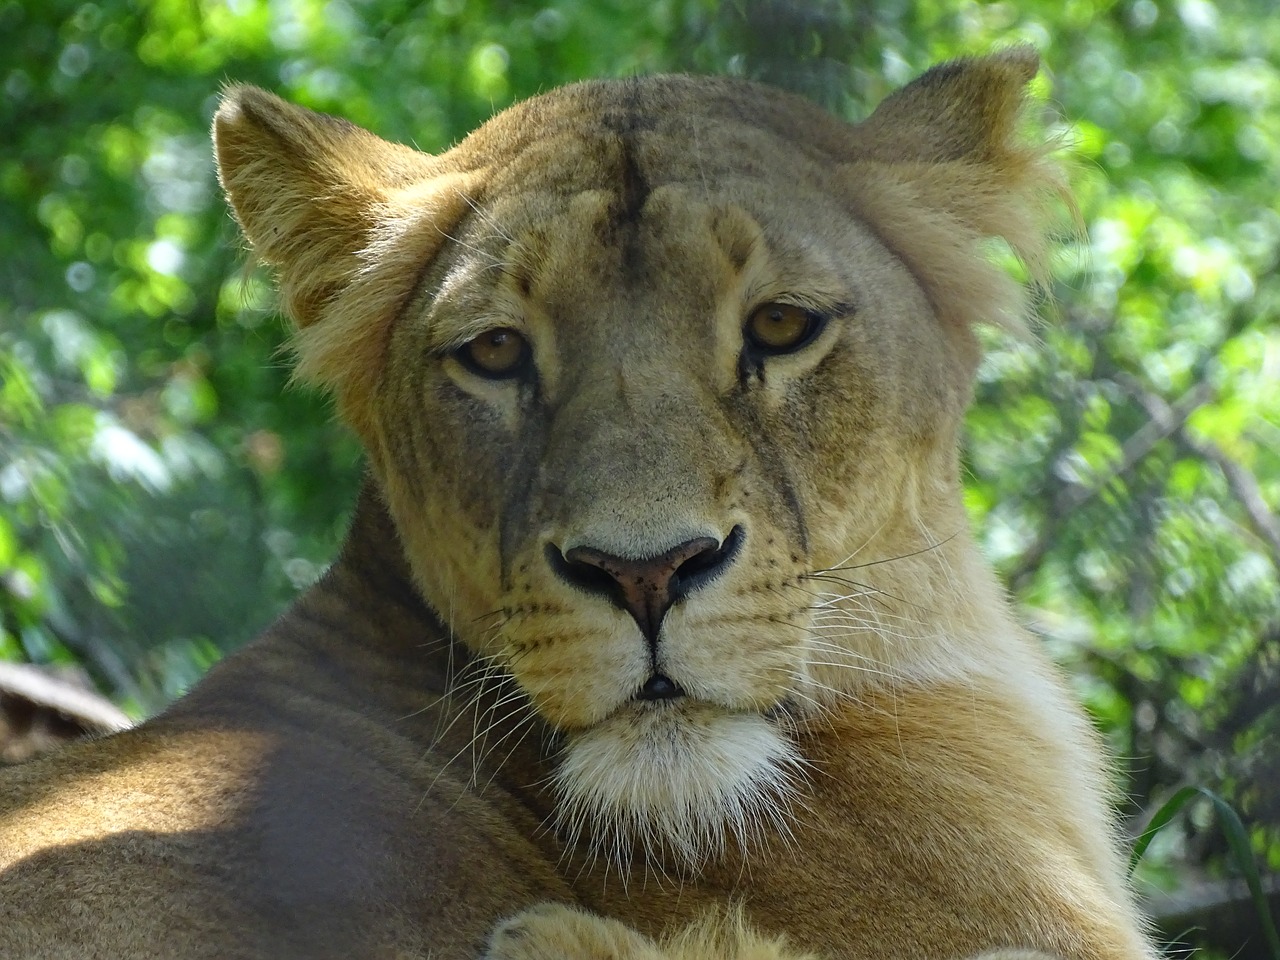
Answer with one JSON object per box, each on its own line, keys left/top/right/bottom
{"left": 1, "top": 0, "right": 1277, "bottom": 954}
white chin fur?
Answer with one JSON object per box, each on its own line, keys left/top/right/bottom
{"left": 553, "top": 706, "right": 804, "bottom": 872}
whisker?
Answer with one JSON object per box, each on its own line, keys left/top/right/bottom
{"left": 811, "top": 530, "right": 961, "bottom": 575}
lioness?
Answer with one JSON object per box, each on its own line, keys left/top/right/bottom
{"left": 0, "top": 48, "right": 1155, "bottom": 960}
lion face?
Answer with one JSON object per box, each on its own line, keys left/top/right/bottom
{"left": 376, "top": 156, "right": 944, "bottom": 863}
{"left": 214, "top": 55, "right": 1063, "bottom": 868}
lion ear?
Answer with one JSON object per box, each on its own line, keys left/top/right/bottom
{"left": 854, "top": 46, "right": 1041, "bottom": 164}
{"left": 213, "top": 87, "right": 476, "bottom": 424}
{"left": 844, "top": 47, "right": 1071, "bottom": 336}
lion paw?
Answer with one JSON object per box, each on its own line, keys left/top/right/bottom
{"left": 486, "top": 903, "right": 664, "bottom": 960}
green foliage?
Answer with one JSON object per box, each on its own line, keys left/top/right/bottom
{"left": 1, "top": 0, "right": 1277, "bottom": 935}
{"left": 1131, "top": 786, "right": 1280, "bottom": 960}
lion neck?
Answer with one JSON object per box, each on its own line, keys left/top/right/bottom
{"left": 324, "top": 476, "right": 509, "bottom": 704}
{"left": 327, "top": 478, "right": 555, "bottom": 785}
{"left": 333, "top": 474, "right": 421, "bottom": 601}
{"left": 184, "top": 477, "right": 547, "bottom": 773}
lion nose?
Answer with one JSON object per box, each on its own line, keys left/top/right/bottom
{"left": 547, "top": 527, "right": 744, "bottom": 643}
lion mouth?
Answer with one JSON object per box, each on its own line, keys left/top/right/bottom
{"left": 620, "top": 686, "right": 798, "bottom": 728}
{"left": 633, "top": 673, "right": 684, "bottom": 702}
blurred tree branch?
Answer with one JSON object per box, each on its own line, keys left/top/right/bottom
{"left": 1008, "top": 380, "right": 1216, "bottom": 591}
{"left": 1124, "top": 387, "right": 1280, "bottom": 570}
{"left": 1178, "top": 433, "right": 1280, "bottom": 571}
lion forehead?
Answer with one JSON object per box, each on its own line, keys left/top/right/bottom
{"left": 456, "top": 75, "right": 849, "bottom": 201}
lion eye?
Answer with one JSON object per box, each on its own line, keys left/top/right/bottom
{"left": 743, "top": 302, "right": 823, "bottom": 356}
{"left": 456, "top": 328, "right": 531, "bottom": 379}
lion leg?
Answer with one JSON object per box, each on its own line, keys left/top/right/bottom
{"left": 485, "top": 903, "right": 815, "bottom": 960}
{"left": 485, "top": 904, "right": 665, "bottom": 960}
{"left": 486, "top": 907, "right": 1068, "bottom": 960}
{"left": 661, "top": 908, "right": 819, "bottom": 960}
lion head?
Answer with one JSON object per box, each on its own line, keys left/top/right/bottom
{"left": 213, "top": 49, "right": 1065, "bottom": 869}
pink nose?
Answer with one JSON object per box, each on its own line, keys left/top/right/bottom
{"left": 547, "top": 527, "right": 743, "bottom": 641}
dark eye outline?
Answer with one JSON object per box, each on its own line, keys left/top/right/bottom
{"left": 741, "top": 301, "right": 829, "bottom": 360}
{"left": 453, "top": 327, "right": 533, "bottom": 381}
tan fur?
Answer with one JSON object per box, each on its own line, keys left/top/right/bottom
{"left": 0, "top": 50, "right": 1153, "bottom": 960}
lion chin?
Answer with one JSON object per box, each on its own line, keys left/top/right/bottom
{"left": 553, "top": 701, "right": 805, "bottom": 873}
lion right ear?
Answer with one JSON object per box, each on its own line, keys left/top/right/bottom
{"left": 213, "top": 87, "right": 477, "bottom": 425}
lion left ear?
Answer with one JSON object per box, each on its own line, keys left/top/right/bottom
{"left": 843, "top": 47, "right": 1071, "bottom": 337}
{"left": 853, "top": 46, "right": 1041, "bottom": 165}
{"left": 214, "top": 87, "right": 479, "bottom": 429}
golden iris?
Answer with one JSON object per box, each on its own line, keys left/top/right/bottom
{"left": 744, "top": 302, "right": 818, "bottom": 353}
{"left": 458, "top": 328, "right": 529, "bottom": 378}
